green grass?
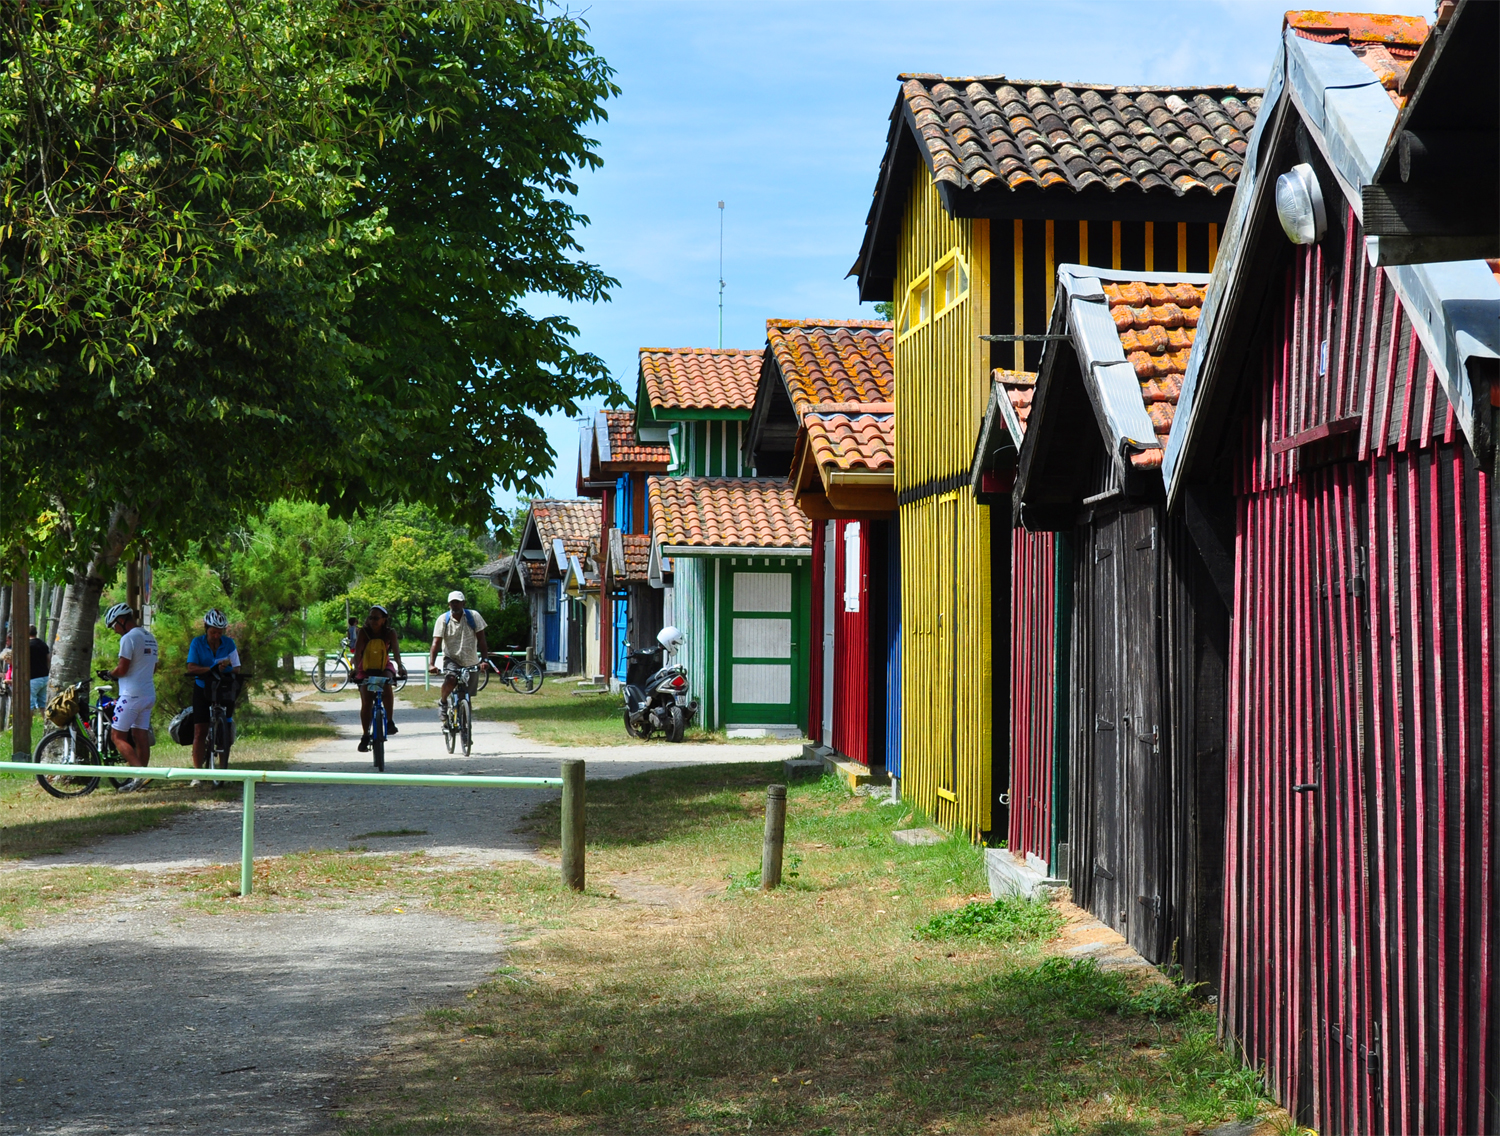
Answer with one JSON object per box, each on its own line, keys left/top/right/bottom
{"left": 0, "top": 702, "right": 335, "bottom": 861}
{"left": 915, "top": 894, "right": 1066, "bottom": 945}
{"left": 0, "top": 865, "right": 142, "bottom": 932}
{"left": 331, "top": 763, "right": 1275, "bottom": 1135}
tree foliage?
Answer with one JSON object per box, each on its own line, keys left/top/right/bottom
{"left": 1, "top": 0, "right": 621, "bottom": 581}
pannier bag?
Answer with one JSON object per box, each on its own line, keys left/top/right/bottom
{"left": 45, "top": 686, "right": 81, "bottom": 727}
{"left": 167, "top": 706, "right": 195, "bottom": 746}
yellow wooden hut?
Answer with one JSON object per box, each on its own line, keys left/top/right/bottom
{"left": 851, "top": 75, "right": 1259, "bottom": 839}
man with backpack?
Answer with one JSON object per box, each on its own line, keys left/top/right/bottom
{"left": 428, "top": 590, "right": 489, "bottom": 720}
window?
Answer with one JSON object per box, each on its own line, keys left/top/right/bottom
{"left": 900, "top": 271, "right": 930, "bottom": 337}
{"left": 934, "top": 250, "right": 969, "bottom": 314}
{"left": 898, "top": 249, "right": 969, "bottom": 339}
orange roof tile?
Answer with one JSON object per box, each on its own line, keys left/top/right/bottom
{"left": 1100, "top": 280, "right": 1208, "bottom": 468}
{"left": 649, "top": 477, "right": 812, "bottom": 550}
{"left": 766, "top": 321, "right": 894, "bottom": 413}
{"left": 639, "top": 347, "right": 763, "bottom": 412}
{"left": 619, "top": 533, "right": 652, "bottom": 582}
{"left": 993, "top": 370, "right": 1038, "bottom": 436}
{"left": 1284, "top": 11, "right": 1429, "bottom": 101}
{"left": 803, "top": 412, "right": 894, "bottom": 474}
{"left": 530, "top": 498, "right": 598, "bottom": 554}
{"left": 601, "top": 409, "right": 669, "bottom": 467}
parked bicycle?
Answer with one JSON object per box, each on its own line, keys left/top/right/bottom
{"left": 363, "top": 674, "right": 392, "bottom": 771}
{"left": 200, "top": 666, "right": 240, "bottom": 786}
{"left": 441, "top": 664, "right": 483, "bottom": 756}
{"left": 479, "top": 650, "right": 544, "bottom": 695}
{"left": 313, "top": 636, "right": 409, "bottom": 695}
{"left": 31, "top": 679, "right": 131, "bottom": 798}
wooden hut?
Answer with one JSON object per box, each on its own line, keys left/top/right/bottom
{"left": 852, "top": 73, "right": 1257, "bottom": 838}
{"left": 746, "top": 319, "right": 896, "bottom": 776}
{"left": 646, "top": 476, "right": 812, "bottom": 735}
{"left": 502, "top": 498, "right": 597, "bottom": 674}
{"left": 1013, "top": 267, "right": 1227, "bottom": 984}
{"left": 1161, "top": 7, "right": 1499, "bottom": 1130}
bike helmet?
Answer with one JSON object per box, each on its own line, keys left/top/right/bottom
{"left": 657, "top": 625, "right": 684, "bottom": 653}
{"left": 203, "top": 608, "right": 228, "bottom": 629}
{"left": 103, "top": 602, "right": 134, "bottom": 628}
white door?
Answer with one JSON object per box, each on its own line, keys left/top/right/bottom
{"left": 821, "top": 521, "right": 836, "bottom": 747}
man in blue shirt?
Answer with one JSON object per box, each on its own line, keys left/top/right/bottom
{"left": 186, "top": 609, "right": 241, "bottom": 778}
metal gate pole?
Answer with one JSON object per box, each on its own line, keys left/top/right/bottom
{"left": 240, "top": 781, "right": 256, "bottom": 896}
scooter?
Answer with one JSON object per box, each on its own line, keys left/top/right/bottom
{"left": 623, "top": 626, "right": 697, "bottom": 743}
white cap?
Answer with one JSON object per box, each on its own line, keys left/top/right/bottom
{"left": 447, "top": 590, "right": 465, "bottom": 603}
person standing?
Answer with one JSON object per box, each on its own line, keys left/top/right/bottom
{"left": 185, "top": 609, "right": 241, "bottom": 779}
{"left": 27, "top": 625, "right": 49, "bottom": 712}
{"left": 102, "top": 602, "right": 158, "bottom": 787}
{"left": 429, "top": 590, "right": 489, "bottom": 717}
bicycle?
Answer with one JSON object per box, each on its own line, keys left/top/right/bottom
{"left": 440, "top": 664, "right": 482, "bottom": 756}
{"left": 313, "top": 637, "right": 408, "bottom": 695}
{"left": 200, "top": 666, "right": 240, "bottom": 786}
{"left": 31, "top": 679, "right": 131, "bottom": 798}
{"left": 482, "top": 650, "right": 544, "bottom": 695}
{"left": 363, "top": 674, "right": 391, "bottom": 771}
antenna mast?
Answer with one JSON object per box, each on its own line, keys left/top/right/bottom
{"left": 717, "top": 200, "right": 725, "bottom": 349}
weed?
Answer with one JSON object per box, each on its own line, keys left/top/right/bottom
{"left": 915, "top": 894, "right": 1064, "bottom": 944}
{"left": 996, "top": 957, "right": 1194, "bottom": 1020}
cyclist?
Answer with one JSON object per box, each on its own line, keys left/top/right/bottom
{"left": 102, "top": 602, "right": 159, "bottom": 788}
{"left": 429, "top": 590, "right": 489, "bottom": 721}
{"left": 186, "top": 608, "right": 241, "bottom": 780}
{"left": 352, "top": 605, "right": 406, "bottom": 752}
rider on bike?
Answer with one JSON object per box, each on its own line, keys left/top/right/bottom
{"left": 186, "top": 608, "right": 241, "bottom": 780}
{"left": 352, "top": 605, "right": 405, "bottom": 752}
{"left": 429, "top": 590, "right": 489, "bottom": 720}
{"left": 103, "top": 602, "right": 158, "bottom": 788}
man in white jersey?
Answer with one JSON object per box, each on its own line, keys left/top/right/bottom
{"left": 102, "top": 602, "right": 158, "bottom": 786}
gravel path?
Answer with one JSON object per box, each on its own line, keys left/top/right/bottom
{"left": 1, "top": 696, "right": 800, "bottom": 1134}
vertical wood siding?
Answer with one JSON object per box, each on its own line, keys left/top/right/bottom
{"left": 895, "top": 171, "right": 994, "bottom": 839}
{"left": 1009, "top": 526, "right": 1059, "bottom": 866}
{"left": 1220, "top": 209, "right": 1498, "bottom": 1133}
{"left": 808, "top": 519, "right": 826, "bottom": 745}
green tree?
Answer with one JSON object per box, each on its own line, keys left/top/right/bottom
{"left": 3, "top": 1, "right": 621, "bottom": 690}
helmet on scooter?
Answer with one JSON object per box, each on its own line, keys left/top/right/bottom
{"left": 657, "top": 625, "right": 684, "bottom": 653}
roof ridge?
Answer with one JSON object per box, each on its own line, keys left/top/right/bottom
{"left": 765, "top": 318, "right": 894, "bottom": 330}
{"left": 639, "top": 346, "right": 763, "bottom": 355}
{"left": 898, "top": 74, "right": 1261, "bottom": 94}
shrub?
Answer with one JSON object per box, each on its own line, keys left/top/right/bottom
{"left": 915, "top": 895, "right": 1064, "bottom": 945}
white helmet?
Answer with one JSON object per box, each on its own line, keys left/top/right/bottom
{"left": 657, "top": 625, "right": 684, "bottom": 653}
{"left": 203, "top": 608, "right": 228, "bottom": 629}
{"left": 103, "top": 602, "right": 134, "bottom": 628}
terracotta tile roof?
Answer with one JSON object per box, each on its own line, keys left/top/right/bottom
{"left": 766, "top": 321, "right": 894, "bottom": 412}
{"left": 601, "top": 409, "right": 669, "bottom": 466}
{"left": 897, "top": 76, "right": 1261, "bottom": 197}
{"left": 620, "top": 533, "right": 652, "bottom": 582}
{"left": 530, "top": 498, "right": 598, "bottom": 554}
{"left": 1284, "top": 11, "right": 1429, "bottom": 102}
{"left": 1101, "top": 280, "right": 1207, "bottom": 468}
{"left": 648, "top": 477, "right": 812, "bottom": 550}
{"left": 524, "top": 560, "right": 548, "bottom": 588}
{"left": 993, "top": 370, "right": 1038, "bottom": 436}
{"left": 639, "top": 347, "right": 763, "bottom": 412}
{"left": 803, "top": 412, "right": 894, "bottom": 474}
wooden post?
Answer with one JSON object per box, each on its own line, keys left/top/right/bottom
{"left": 761, "top": 784, "right": 787, "bottom": 890}
{"left": 561, "top": 759, "right": 585, "bottom": 891}
{"left": 11, "top": 563, "right": 30, "bottom": 759}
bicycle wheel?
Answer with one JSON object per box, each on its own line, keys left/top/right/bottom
{"left": 312, "top": 657, "right": 350, "bottom": 694}
{"left": 210, "top": 712, "right": 231, "bottom": 782}
{"left": 508, "top": 660, "right": 544, "bottom": 695}
{"left": 372, "top": 711, "right": 385, "bottom": 772}
{"left": 392, "top": 671, "right": 408, "bottom": 693}
{"left": 458, "top": 699, "right": 472, "bottom": 757}
{"left": 475, "top": 664, "right": 491, "bottom": 693}
{"left": 34, "top": 730, "right": 102, "bottom": 798}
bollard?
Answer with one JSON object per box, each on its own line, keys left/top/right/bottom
{"left": 761, "top": 784, "right": 787, "bottom": 890}
{"left": 561, "top": 759, "right": 585, "bottom": 891}
{"left": 316, "top": 651, "right": 325, "bottom": 691}
{"left": 240, "top": 780, "right": 256, "bottom": 896}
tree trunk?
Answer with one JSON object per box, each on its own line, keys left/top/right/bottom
{"left": 47, "top": 583, "right": 64, "bottom": 648}
{"left": 48, "top": 509, "right": 136, "bottom": 701}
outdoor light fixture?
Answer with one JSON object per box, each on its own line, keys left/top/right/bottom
{"left": 1275, "top": 162, "right": 1327, "bottom": 245}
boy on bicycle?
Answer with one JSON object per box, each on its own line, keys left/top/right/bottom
{"left": 102, "top": 602, "right": 158, "bottom": 788}
{"left": 186, "top": 609, "right": 241, "bottom": 780}
{"left": 429, "top": 590, "right": 489, "bottom": 718}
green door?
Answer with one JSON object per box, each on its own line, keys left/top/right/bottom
{"left": 719, "top": 559, "right": 807, "bottom": 729}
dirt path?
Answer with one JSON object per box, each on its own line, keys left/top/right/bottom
{"left": 1, "top": 697, "right": 800, "bottom": 1134}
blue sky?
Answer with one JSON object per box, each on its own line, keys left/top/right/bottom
{"left": 505, "top": 0, "right": 1425, "bottom": 508}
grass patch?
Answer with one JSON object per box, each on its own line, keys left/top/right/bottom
{"left": 0, "top": 865, "right": 141, "bottom": 932}
{"left": 333, "top": 762, "right": 1274, "bottom": 1135}
{"left": 0, "top": 702, "right": 335, "bottom": 861}
{"left": 915, "top": 894, "right": 1065, "bottom": 945}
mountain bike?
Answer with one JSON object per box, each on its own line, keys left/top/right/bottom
{"left": 483, "top": 650, "right": 544, "bottom": 694}
{"left": 31, "top": 680, "right": 131, "bottom": 798}
{"left": 200, "top": 666, "right": 240, "bottom": 786}
{"left": 440, "top": 665, "right": 481, "bottom": 756}
{"left": 314, "top": 638, "right": 408, "bottom": 695}
{"left": 363, "top": 675, "right": 391, "bottom": 772}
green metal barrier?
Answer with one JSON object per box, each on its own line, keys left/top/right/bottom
{"left": 0, "top": 760, "right": 583, "bottom": 897}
